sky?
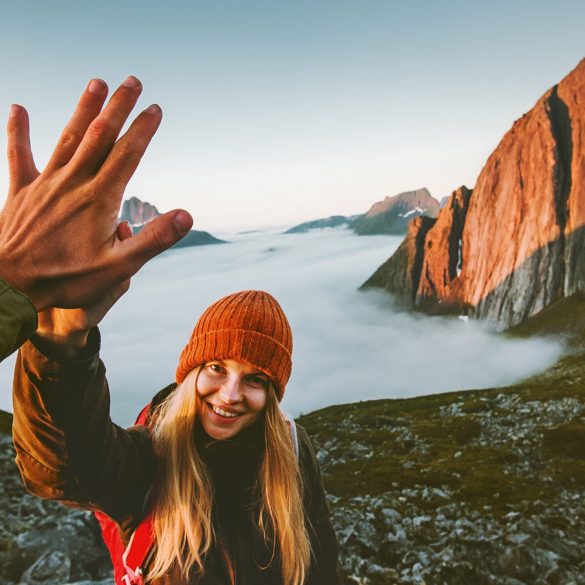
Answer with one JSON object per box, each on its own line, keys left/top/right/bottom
{"left": 1, "top": 1, "right": 584, "bottom": 231}
{"left": 1, "top": 230, "right": 563, "bottom": 426}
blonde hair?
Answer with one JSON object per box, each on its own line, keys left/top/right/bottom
{"left": 147, "top": 367, "right": 312, "bottom": 584}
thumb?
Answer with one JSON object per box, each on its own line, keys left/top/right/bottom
{"left": 120, "top": 210, "right": 193, "bottom": 273}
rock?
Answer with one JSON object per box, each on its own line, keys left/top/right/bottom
{"left": 416, "top": 186, "right": 473, "bottom": 312}
{"left": 65, "top": 581, "right": 114, "bottom": 585}
{"left": 20, "top": 550, "right": 71, "bottom": 584}
{"left": 13, "top": 518, "right": 108, "bottom": 577}
{"left": 119, "top": 196, "right": 159, "bottom": 226}
{"left": 360, "top": 215, "right": 436, "bottom": 304}
{"left": 363, "top": 58, "right": 585, "bottom": 330}
{"left": 0, "top": 432, "right": 112, "bottom": 584}
{"left": 353, "top": 188, "right": 440, "bottom": 235}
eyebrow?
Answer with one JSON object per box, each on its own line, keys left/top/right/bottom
{"left": 212, "top": 360, "right": 268, "bottom": 377}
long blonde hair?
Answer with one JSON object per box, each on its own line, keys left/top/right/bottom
{"left": 147, "top": 367, "right": 312, "bottom": 584}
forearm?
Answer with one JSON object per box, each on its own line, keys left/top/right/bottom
{"left": 12, "top": 330, "right": 155, "bottom": 521}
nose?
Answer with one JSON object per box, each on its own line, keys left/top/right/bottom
{"left": 218, "top": 375, "right": 243, "bottom": 404}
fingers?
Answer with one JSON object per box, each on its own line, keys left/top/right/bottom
{"left": 96, "top": 104, "right": 162, "bottom": 190}
{"left": 67, "top": 76, "right": 143, "bottom": 176}
{"left": 45, "top": 78, "right": 109, "bottom": 171}
{"left": 116, "top": 220, "right": 134, "bottom": 241}
{"left": 6, "top": 104, "right": 38, "bottom": 194}
{"left": 117, "top": 210, "right": 193, "bottom": 275}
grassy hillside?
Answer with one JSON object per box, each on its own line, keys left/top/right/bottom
{"left": 299, "top": 293, "right": 585, "bottom": 515}
{"left": 297, "top": 295, "right": 585, "bottom": 583}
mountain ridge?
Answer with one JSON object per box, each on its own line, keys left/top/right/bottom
{"left": 362, "top": 58, "right": 585, "bottom": 330}
{"left": 284, "top": 188, "right": 440, "bottom": 236}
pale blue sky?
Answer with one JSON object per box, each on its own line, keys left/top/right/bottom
{"left": 1, "top": 0, "right": 584, "bottom": 231}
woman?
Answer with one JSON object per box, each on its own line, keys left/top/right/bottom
{"left": 12, "top": 289, "right": 342, "bottom": 584}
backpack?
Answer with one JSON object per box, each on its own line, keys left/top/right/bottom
{"left": 95, "top": 402, "right": 299, "bottom": 585}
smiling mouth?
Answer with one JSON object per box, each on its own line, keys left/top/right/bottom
{"left": 207, "top": 403, "right": 244, "bottom": 419}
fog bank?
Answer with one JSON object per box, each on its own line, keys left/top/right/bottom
{"left": 1, "top": 229, "right": 563, "bottom": 426}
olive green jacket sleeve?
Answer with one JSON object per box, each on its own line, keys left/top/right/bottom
{"left": 0, "top": 276, "right": 37, "bottom": 362}
{"left": 12, "top": 329, "right": 156, "bottom": 526}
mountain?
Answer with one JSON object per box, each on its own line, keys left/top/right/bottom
{"left": 119, "top": 196, "right": 159, "bottom": 226}
{"left": 362, "top": 59, "right": 585, "bottom": 330}
{"left": 284, "top": 189, "right": 439, "bottom": 237}
{"left": 284, "top": 215, "right": 359, "bottom": 234}
{"left": 352, "top": 188, "right": 440, "bottom": 235}
{"left": 119, "top": 197, "right": 226, "bottom": 248}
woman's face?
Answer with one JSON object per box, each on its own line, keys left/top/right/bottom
{"left": 196, "top": 359, "right": 270, "bottom": 440}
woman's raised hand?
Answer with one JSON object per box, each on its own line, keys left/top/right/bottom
{"left": 35, "top": 278, "right": 130, "bottom": 349}
{"left": 35, "top": 221, "right": 135, "bottom": 350}
{"left": 0, "top": 76, "right": 193, "bottom": 312}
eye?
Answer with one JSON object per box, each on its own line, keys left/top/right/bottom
{"left": 207, "top": 363, "right": 226, "bottom": 375}
{"left": 247, "top": 374, "right": 269, "bottom": 388}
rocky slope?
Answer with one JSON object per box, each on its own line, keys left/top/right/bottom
{"left": 119, "top": 196, "right": 226, "bottom": 248}
{"left": 0, "top": 422, "right": 113, "bottom": 585}
{"left": 363, "top": 58, "right": 585, "bottom": 330}
{"left": 352, "top": 188, "right": 440, "bottom": 236}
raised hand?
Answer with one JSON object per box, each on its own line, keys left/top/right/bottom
{"left": 35, "top": 222, "right": 134, "bottom": 350}
{"left": 0, "top": 76, "right": 193, "bottom": 311}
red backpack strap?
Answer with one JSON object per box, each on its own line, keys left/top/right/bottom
{"left": 120, "top": 510, "right": 155, "bottom": 585}
{"left": 134, "top": 403, "right": 151, "bottom": 427}
{"left": 96, "top": 402, "right": 156, "bottom": 585}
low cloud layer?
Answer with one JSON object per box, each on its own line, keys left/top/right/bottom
{"left": 1, "top": 229, "right": 563, "bottom": 426}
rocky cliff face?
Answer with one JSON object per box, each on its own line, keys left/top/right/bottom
{"left": 353, "top": 188, "right": 440, "bottom": 235}
{"left": 119, "top": 196, "right": 160, "bottom": 227}
{"left": 363, "top": 59, "right": 585, "bottom": 329}
{"left": 361, "top": 216, "right": 436, "bottom": 304}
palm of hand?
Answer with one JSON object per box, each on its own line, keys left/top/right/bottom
{"left": 37, "top": 279, "right": 130, "bottom": 338}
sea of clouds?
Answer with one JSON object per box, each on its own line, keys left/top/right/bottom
{"left": 1, "top": 228, "right": 564, "bottom": 426}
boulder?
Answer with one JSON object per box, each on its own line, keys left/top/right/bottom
{"left": 19, "top": 550, "right": 71, "bottom": 585}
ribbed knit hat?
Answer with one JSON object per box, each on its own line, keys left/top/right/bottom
{"left": 175, "top": 290, "right": 293, "bottom": 400}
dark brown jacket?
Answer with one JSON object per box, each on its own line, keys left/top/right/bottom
{"left": 12, "top": 329, "right": 343, "bottom": 584}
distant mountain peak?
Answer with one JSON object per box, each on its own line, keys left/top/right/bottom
{"left": 353, "top": 188, "right": 440, "bottom": 235}
{"left": 120, "top": 197, "right": 160, "bottom": 227}
{"left": 365, "top": 188, "right": 436, "bottom": 218}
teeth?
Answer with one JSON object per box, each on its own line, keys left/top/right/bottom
{"left": 211, "top": 405, "right": 240, "bottom": 418}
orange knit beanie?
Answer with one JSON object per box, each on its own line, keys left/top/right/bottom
{"left": 175, "top": 290, "right": 293, "bottom": 400}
